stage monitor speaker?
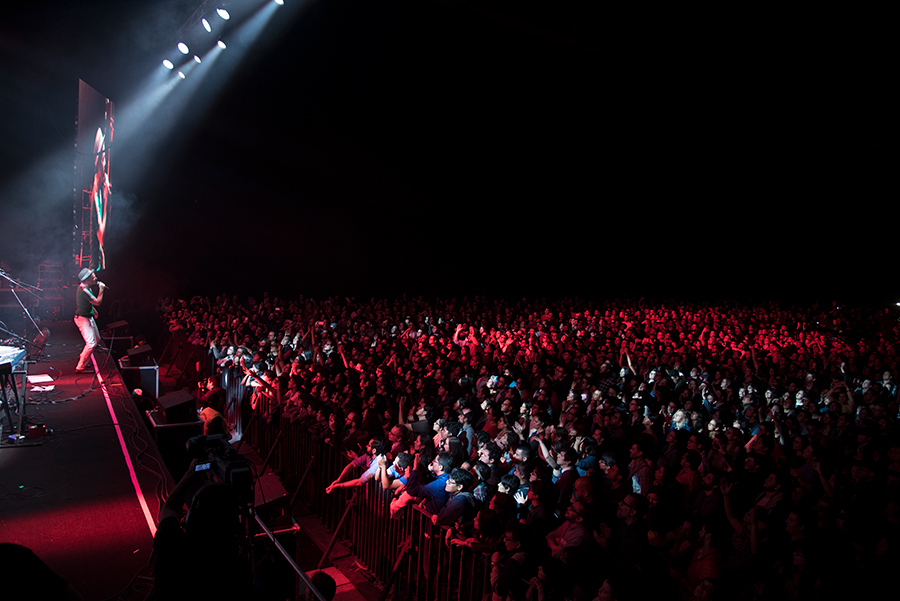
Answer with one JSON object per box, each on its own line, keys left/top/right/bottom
{"left": 102, "top": 335, "right": 133, "bottom": 359}
{"left": 127, "top": 344, "right": 153, "bottom": 366}
{"left": 153, "top": 389, "right": 196, "bottom": 424}
{"left": 254, "top": 472, "right": 291, "bottom": 527}
{"left": 119, "top": 357, "right": 159, "bottom": 398}
{"left": 147, "top": 410, "right": 203, "bottom": 480}
{"left": 106, "top": 320, "right": 129, "bottom": 333}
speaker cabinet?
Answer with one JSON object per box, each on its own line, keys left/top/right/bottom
{"left": 255, "top": 472, "right": 291, "bottom": 528}
{"left": 126, "top": 344, "right": 154, "bottom": 366}
{"left": 118, "top": 357, "right": 159, "bottom": 398}
{"left": 147, "top": 410, "right": 203, "bottom": 480}
{"left": 153, "top": 389, "right": 196, "bottom": 424}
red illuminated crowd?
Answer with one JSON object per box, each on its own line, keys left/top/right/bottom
{"left": 158, "top": 294, "right": 900, "bottom": 600}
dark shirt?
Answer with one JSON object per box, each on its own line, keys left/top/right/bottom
{"left": 615, "top": 519, "right": 649, "bottom": 571}
{"left": 487, "top": 463, "right": 505, "bottom": 488}
{"left": 435, "top": 491, "right": 477, "bottom": 526}
{"left": 75, "top": 285, "right": 95, "bottom": 317}
{"left": 689, "top": 488, "right": 725, "bottom": 523}
{"left": 555, "top": 467, "right": 578, "bottom": 509}
{"left": 494, "top": 553, "right": 530, "bottom": 601}
{"left": 525, "top": 503, "right": 555, "bottom": 537}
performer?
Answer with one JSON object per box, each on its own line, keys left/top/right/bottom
{"left": 74, "top": 268, "right": 106, "bottom": 373}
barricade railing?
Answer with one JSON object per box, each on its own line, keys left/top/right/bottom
{"left": 230, "top": 377, "right": 493, "bottom": 600}
{"left": 156, "top": 328, "right": 212, "bottom": 389}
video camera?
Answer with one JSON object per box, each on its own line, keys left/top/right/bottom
{"left": 186, "top": 434, "right": 253, "bottom": 508}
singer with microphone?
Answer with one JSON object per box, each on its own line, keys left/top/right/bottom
{"left": 74, "top": 268, "right": 107, "bottom": 373}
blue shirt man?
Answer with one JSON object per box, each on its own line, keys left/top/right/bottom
{"left": 405, "top": 451, "right": 454, "bottom": 514}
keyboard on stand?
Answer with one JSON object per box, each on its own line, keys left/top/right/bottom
{"left": 0, "top": 344, "right": 28, "bottom": 443}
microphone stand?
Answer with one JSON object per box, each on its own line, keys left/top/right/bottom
{"left": 0, "top": 269, "right": 48, "bottom": 355}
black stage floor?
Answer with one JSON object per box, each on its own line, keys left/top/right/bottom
{"left": 0, "top": 320, "right": 173, "bottom": 600}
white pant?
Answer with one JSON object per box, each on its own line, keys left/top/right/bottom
{"left": 75, "top": 315, "right": 101, "bottom": 370}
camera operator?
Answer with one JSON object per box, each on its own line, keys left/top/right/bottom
{"left": 150, "top": 458, "right": 252, "bottom": 600}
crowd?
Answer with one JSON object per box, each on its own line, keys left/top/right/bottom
{"left": 159, "top": 294, "right": 900, "bottom": 600}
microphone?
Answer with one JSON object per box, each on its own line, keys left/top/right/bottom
{"left": 99, "top": 281, "right": 110, "bottom": 290}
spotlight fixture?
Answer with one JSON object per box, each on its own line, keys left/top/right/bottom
{"left": 216, "top": 8, "right": 230, "bottom": 20}
{"left": 178, "top": 71, "right": 186, "bottom": 79}
{"left": 162, "top": 59, "right": 174, "bottom": 69}
{"left": 217, "top": 40, "right": 227, "bottom": 49}
{"left": 275, "top": 0, "right": 284, "bottom": 4}
{"left": 178, "top": 42, "right": 190, "bottom": 54}
{"left": 194, "top": 55, "right": 202, "bottom": 63}
{"left": 202, "top": 18, "right": 212, "bottom": 32}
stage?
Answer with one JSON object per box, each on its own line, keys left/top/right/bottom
{"left": 0, "top": 320, "right": 172, "bottom": 600}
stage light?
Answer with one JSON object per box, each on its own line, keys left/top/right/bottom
{"left": 202, "top": 18, "right": 212, "bottom": 32}
{"left": 217, "top": 8, "right": 230, "bottom": 20}
{"left": 162, "top": 59, "right": 174, "bottom": 69}
{"left": 178, "top": 42, "right": 189, "bottom": 54}
{"left": 178, "top": 71, "right": 186, "bottom": 79}
{"left": 194, "top": 55, "right": 202, "bottom": 63}
{"left": 217, "top": 40, "right": 227, "bottom": 49}
{"left": 275, "top": 0, "right": 284, "bottom": 4}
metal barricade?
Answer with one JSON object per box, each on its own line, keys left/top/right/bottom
{"left": 235, "top": 400, "right": 494, "bottom": 600}
{"left": 145, "top": 331, "right": 496, "bottom": 598}
{"left": 157, "top": 328, "right": 213, "bottom": 388}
